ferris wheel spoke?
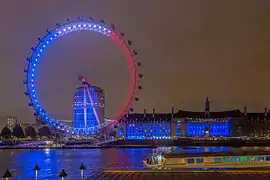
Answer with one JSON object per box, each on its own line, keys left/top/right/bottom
{"left": 85, "top": 84, "right": 100, "bottom": 127}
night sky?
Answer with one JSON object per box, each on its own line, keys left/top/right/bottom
{"left": 0, "top": 1, "right": 270, "bottom": 126}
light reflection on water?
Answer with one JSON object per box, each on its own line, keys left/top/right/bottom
{"left": 0, "top": 146, "right": 269, "bottom": 180}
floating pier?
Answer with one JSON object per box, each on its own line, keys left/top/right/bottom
{"left": 88, "top": 169, "right": 270, "bottom": 180}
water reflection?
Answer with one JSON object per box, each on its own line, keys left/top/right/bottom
{"left": 0, "top": 146, "right": 269, "bottom": 179}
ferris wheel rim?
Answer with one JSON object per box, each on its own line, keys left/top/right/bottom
{"left": 24, "top": 19, "right": 140, "bottom": 136}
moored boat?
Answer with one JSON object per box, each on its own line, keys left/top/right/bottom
{"left": 143, "top": 151, "right": 270, "bottom": 169}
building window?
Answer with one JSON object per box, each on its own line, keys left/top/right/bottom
{"left": 187, "top": 159, "right": 194, "bottom": 164}
{"left": 176, "top": 120, "right": 182, "bottom": 136}
{"left": 214, "top": 158, "right": 222, "bottom": 163}
{"left": 232, "top": 157, "right": 239, "bottom": 162}
{"left": 258, "top": 156, "right": 264, "bottom": 161}
{"left": 223, "top": 157, "right": 230, "bottom": 162}
{"left": 240, "top": 156, "right": 247, "bottom": 162}
{"left": 248, "top": 156, "right": 256, "bottom": 161}
{"left": 196, "top": 158, "right": 204, "bottom": 163}
{"left": 119, "top": 125, "right": 124, "bottom": 137}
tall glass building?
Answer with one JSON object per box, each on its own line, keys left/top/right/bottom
{"left": 74, "top": 85, "right": 105, "bottom": 130}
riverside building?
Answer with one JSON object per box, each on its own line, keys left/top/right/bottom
{"left": 117, "top": 98, "right": 268, "bottom": 140}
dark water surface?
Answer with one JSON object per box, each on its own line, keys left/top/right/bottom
{"left": 0, "top": 147, "right": 269, "bottom": 180}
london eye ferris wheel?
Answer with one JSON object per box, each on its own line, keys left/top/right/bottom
{"left": 24, "top": 17, "right": 143, "bottom": 136}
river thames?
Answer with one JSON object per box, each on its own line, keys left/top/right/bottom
{"left": 1, "top": 146, "right": 270, "bottom": 179}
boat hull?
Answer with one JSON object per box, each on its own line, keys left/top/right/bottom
{"left": 144, "top": 152, "right": 270, "bottom": 169}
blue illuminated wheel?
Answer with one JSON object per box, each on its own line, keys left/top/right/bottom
{"left": 24, "top": 18, "right": 142, "bottom": 136}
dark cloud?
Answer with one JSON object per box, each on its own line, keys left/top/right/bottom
{"left": 0, "top": 0, "right": 270, "bottom": 127}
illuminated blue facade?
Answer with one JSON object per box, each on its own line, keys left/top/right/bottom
{"left": 74, "top": 86, "right": 104, "bottom": 131}
{"left": 117, "top": 108, "right": 242, "bottom": 139}
{"left": 187, "top": 121, "right": 208, "bottom": 137}
{"left": 119, "top": 125, "right": 124, "bottom": 137}
{"left": 119, "top": 114, "right": 172, "bottom": 140}
{"left": 209, "top": 121, "right": 231, "bottom": 137}
{"left": 74, "top": 87, "right": 86, "bottom": 128}
{"left": 186, "top": 119, "right": 231, "bottom": 137}
{"left": 176, "top": 120, "right": 182, "bottom": 136}
{"left": 126, "top": 121, "right": 171, "bottom": 140}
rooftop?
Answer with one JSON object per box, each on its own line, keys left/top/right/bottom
{"left": 174, "top": 109, "right": 243, "bottom": 118}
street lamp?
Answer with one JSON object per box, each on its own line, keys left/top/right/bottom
{"left": 59, "top": 169, "right": 67, "bottom": 180}
{"left": 79, "top": 163, "right": 86, "bottom": 179}
{"left": 33, "top": 164, "right": 40, "bottom": 179}
{"left": 2, "top": 169, "right": 12, "bottom": 180}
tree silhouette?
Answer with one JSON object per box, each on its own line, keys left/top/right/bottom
{"left": 38, "top": 126, "right": 51, "bottom": 137}
{"left": 1, "top": 127, "right": 11, "bottom": 139}
{"left": 12, "top": 125, "right": 25, "bottom": 138}
{"left": 25, "top": 126, "right": 36, "bottom": 138}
